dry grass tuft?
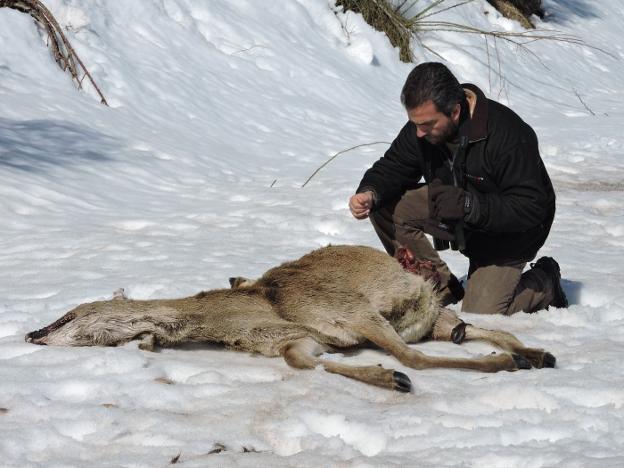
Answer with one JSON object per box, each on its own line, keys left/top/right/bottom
{"left": 334, "top": 0, "right": 612, "bottom": 66}
{"left": 486, "top": 0, "right": 542, "bottom": 29}
{"left": 336, "top": 0, "right": 415, "bottom": 62}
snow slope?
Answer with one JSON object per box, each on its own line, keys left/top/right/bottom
{"left": 1, "top": 0, "right": 623, "bottom": 466}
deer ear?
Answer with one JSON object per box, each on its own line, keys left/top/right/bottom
{"left": 229, "top": 277, "right": 249, "bottom": 288}
{"left": 230, "top": 277, "right": 255, "bottom": 288}
{"left": 112, "top": 288, "right": 128, "bottom": 300}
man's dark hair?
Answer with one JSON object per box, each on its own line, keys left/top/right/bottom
{"left": 400, "top": 62, "right": 465, "bottom": 116}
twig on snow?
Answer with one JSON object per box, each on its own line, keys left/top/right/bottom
{"left": 573, "top": 89, "right": 596, "bottom": 116}
{"left": 301, "top": 141, "right": 391, "bottom": 188}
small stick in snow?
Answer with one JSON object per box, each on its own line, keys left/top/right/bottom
{"left": 301, "top": 141, "right": 391, "bottom": 188}
{"left": 574, "top": 89, "right": 596, "bottom": 116}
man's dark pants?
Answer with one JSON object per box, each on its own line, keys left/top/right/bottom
{"left": 369, "top": 186, "right": 553, "bottom": 314}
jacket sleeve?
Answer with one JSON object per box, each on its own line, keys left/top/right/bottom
{"left": 356, "top": 122, "right": 424, "bottom": 208}
{"left": 465, "top": 126, "right": 553, "bottom": 233}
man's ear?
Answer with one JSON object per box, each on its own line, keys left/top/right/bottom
{"left": 451, "top": 103, "right": 461, "bottom": 123}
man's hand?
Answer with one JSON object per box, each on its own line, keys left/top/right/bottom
{"left": 349, "top": 191, "right": 374, "bottom": 219}
{"left": 429, "top": 179, "right": 469, "bottom": 222}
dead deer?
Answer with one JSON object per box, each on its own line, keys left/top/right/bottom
{"left": 25, "top": 245, "right": 555, "bottom": 392}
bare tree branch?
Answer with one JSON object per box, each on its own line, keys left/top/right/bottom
{"left": 1, "top": 0, "right": 108, "bottom": 105}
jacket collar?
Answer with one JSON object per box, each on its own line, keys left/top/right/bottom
{"left": 459, "top": 83, "right": 488, "bottom": 143}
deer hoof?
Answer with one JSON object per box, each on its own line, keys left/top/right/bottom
{"left": 512, "top": 353, "right": 532, "bottom": 370}
{"left": 542, "top": 352, "right": 556, "bottom": 368}
{"left": 451, "top": 322, "right": 467, "bottom": 344}
{"left": 393, "top": 371, "right": 412, "bottom": 393}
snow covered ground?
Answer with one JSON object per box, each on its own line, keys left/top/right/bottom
{"left": 1, "top": 0, "right": 623, "bottom": 466}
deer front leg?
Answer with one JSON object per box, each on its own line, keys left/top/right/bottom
{"left": 463, "top": 324, "right": 556, "bottom": 369}
{"left": 431, "top": 308, "right": 469, "bottom": 344}
{"left": 351, "top": 312, "right": 530, "bottom": 373}
{"left": 431, "top": 308, "right": 556, "bottom": 369}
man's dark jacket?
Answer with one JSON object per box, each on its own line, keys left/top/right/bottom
{"left": 357, "top": 84, "right": 555, "bottom": 265}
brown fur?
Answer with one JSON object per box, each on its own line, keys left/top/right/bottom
{"left": 25, "top": 245, "right": 555, "bottom": 392}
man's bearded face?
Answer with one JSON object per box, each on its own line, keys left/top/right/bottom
{"left": 407, "top": 100, "right": 461, "bottom": 145}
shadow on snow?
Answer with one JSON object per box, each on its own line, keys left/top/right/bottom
{"left": 544, "top": 0, "right": 599, "bottom": 25}
{"left": 0, "top": 117, "right": 119, "bottom": 172}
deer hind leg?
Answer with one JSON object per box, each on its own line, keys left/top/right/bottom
{"left": 347, "top": 307, "right": 527, "bottom": 373}
{"left": 281, "top": 337, "right": 412, "bottom": 393}
{"left": 431, "top": 308, "right": 556, "bottom": 369}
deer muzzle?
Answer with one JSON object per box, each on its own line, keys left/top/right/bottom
{"left": 25, "top": 311, "right": 76, "bottom": 345}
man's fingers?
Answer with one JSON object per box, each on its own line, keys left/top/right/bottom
{"left": 350, "top": 205, "right": 370, "bottom": 218}
{"left": 349, "top": 193, "right": 373, "bottom": 219}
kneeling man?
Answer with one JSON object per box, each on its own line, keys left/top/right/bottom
{"left": 349, "top": 62, "right": 567, "bottom": 314}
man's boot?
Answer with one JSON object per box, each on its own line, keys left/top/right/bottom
{"left": 530, "top": 257, "right": 568, "bottom": 308}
